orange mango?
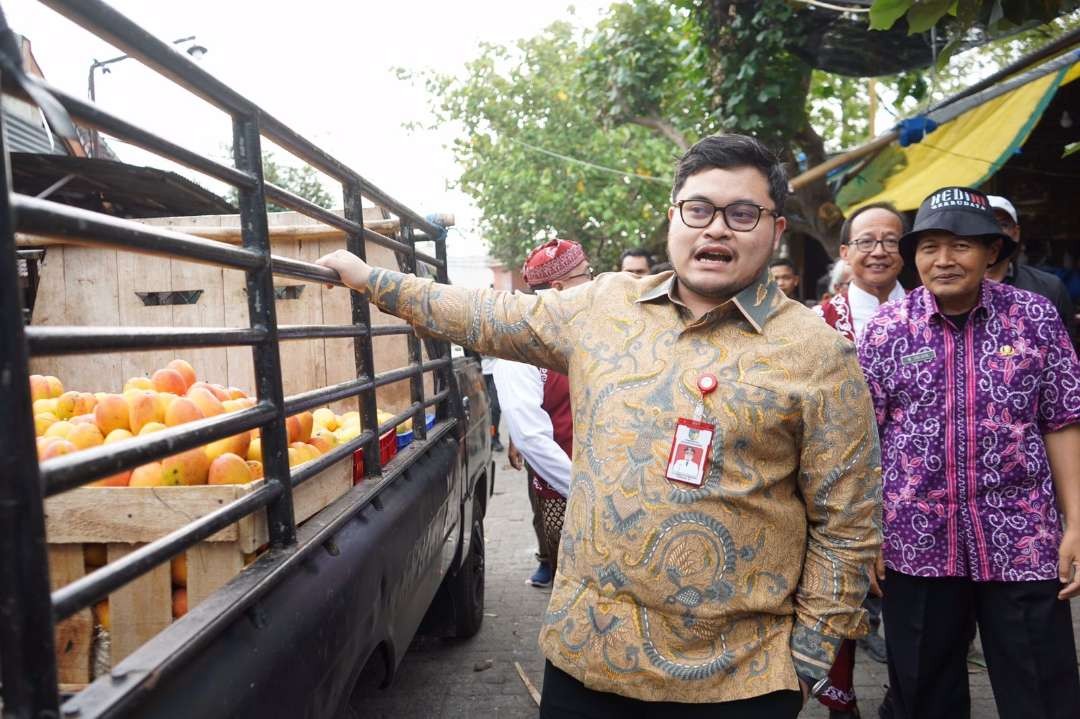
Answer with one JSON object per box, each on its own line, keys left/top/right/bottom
{"left": 152, "top": 368, "right": 187, "bottom": 395}
{"left": 44, "top": 420, "right": 75, "bottom": 440}
{"left": 67, "top": 423, "right": 104, "bottom": 450}
{"left": 167, "top": 359, "right": 197, "bottom": 391}
{"left": 93, "top": 394, "right": 130, "bottom": 435}
{"left": 247, "top": 437, "right": 262, "bottom": 463}
{"left": 34, "top": 412, "right": 58, "bottom": 436}
{"left": 161, "top": 448, "right": 210, "bottom": 486}
{"left": 164, "top": 397, "right": 204, "bottom": 427}
{"left": 172, "top": 588, "right": 188, "bottom": 618}
{"left": 126, "top": 391, "right": 158, "bottom": 434}
{"left": 171, "top": 554, "right": 187, "bottom": 587}
{"left": 205, "top": 430, "right": 251, "bottom": 462}
{"left": 28, "top": 375, "right": 51, "bottom": 402}
{"left": 45, "top": 375, "right": 64, "bottom": 398}
{"left": 246, "top": 460, "right": 264, "bottom": 479}
{"left": 104, "top": 428, "right": 133, "bottom": 444}
{"left": 93, "top": 600, "right": 110, "bottom": 631}
{"left": 186, "top": 386, "right": 224, "bottom": 418}
{"left": 33, "top": 398, "right": 58, "bottom": 416}
{"left": 207, "top": 453, "right": 253, "bottom": 485}
{"left": 138, "top": 422, "right": 167, "bottom": 436}
{"left": 124, "top": 376, "right": 154, "bottom": 392}
{"left": 129, "top": 462, "right": 166, "bottom": 487}
{"left": 40, "top": 438, "right": 76, "bottom": 461}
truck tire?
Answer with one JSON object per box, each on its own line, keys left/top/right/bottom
{"left": 447, "top": 500, "right": 485, "bottom": 638}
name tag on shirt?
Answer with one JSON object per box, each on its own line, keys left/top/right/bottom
{"left": 901, "top": 349, "right": 936, "bottom": 365}
{"left": 665, "top": 418, "right": 714, "bottom": 487}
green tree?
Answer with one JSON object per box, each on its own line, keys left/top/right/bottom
{"left": 403, "top": 21, "right": 676, "bottom": 270}
{"left": 226, "top": 149, "right": 335, "bottom": 212}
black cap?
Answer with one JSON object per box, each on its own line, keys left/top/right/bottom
{"left": 899, "top": 187, "right": 1016, "bottom": 266}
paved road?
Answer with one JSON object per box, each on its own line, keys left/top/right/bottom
{"left": 352, "top": 451, "right": 1080, "bottom": 718}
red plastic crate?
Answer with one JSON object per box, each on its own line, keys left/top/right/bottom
{"left": 352, "top": 429, "right": 398, "bottom": 484}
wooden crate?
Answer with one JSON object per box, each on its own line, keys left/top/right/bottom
{"left": 44, "top": 457, "right": 352, "bottom": 684}
{"left": 22, "top": 208, "right": 432, "bottom": 416}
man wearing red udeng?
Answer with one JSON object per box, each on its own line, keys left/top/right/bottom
{"left": 495, "top": 239, "right": 591, "bottom": 588}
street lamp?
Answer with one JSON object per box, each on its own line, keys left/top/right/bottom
{"left": 86, "top": 36, "right": 207, "bottom": 157}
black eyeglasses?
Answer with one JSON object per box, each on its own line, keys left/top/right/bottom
{"left": 675, "top": 200, "right": 777, "bottom": 231}
{"left": 846, "top": 237, "right": 901, "bottom": 253}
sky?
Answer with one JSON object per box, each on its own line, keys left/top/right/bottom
{"left": 7, "top": 0, "right": 613, "bottom": 286}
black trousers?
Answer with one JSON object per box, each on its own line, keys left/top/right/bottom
{"left": 881, "top": 569, "right": 1080, "bottom": 719}
{"left": 539, "top": 661, "right": 802, "bottom": 719}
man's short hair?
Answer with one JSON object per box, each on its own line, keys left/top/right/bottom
{"left": 671, "top": 134, "right": 788, "bottom": 216}
{"left": 769, "top": 258, "right": 797, "bottom": 273}
{"left": 840, "top": 202, "right": 909, "bottom": 245}
{"left": 620, "top": 247, "right": 653, "bottom": 268}
{"left": 650, "top": 261, "right": 673, "bottom": 274}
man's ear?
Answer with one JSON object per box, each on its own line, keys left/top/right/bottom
{"left": 987, "top": 238, "right": 1003, "bottom": 267}
{"left": 667, "top": 205, "right": 676, "bottom": 223}
{"left": 772, "top": 216, "right": 787, "bottom": 252}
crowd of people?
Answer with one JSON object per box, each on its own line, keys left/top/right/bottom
{"left": 317, "top": 133, "right": 1080, "bottom": 719}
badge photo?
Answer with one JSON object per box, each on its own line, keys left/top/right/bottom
{"left": 665, "top": 418, "right": 714, "bottom": 487}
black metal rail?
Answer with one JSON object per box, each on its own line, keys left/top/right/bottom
{"left": 0, "top": 1, "right": 461, "bottom": 716}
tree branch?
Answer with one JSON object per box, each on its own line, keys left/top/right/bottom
{"left": 628, "top": 115, "right": 690, "bottom": 152}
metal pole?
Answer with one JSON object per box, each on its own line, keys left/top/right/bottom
{"left": 0, "top": 67, "right": 61, "bottom": 719}
{"left": 401, "top": 223, "right": 426, "bottom": 442}
{"left": 343, "top": 181, "right": 382, "bottom": 477}
{"left": 232, "top": 114, "right": 296, "bottom": 547}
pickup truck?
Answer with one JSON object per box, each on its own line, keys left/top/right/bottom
{"left": 0, "top": 2, "right": 493, "bottom": 717}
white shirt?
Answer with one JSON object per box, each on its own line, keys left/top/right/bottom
{"left": 492, "top": 359, "right": 571, "bottom": 497}
{"left": 480, "top": 356, "right": 498, "bottom": 376}
{"left": 671, "top": 458, "right": 700, "bottom": 476}
{"left": 848, "top": 281, "right": 906, "bottom": 340}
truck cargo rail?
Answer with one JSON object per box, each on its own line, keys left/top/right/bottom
{"left": 0, "top": 1, "right": 462, "bottom": 715}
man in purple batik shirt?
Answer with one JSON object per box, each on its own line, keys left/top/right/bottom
{"left": 859, "top": 186, "right": 1080, "bottom": 719}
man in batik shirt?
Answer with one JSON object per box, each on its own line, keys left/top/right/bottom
{"left": 860, "top": 186, "right": 1080, "bottom": 719}
{"left": 318, "top": 134, "right": 880, "bottom": 718}
{"left": 814, "top": 202, "right": 908, "bottom": 718}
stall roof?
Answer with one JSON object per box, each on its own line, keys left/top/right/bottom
{"left": 11, "top": 153, "right": 236, "bottom": 218}
{"left": 836, "top": 56, "right": 1080, "bottom": 212}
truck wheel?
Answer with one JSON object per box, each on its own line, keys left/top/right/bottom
{"left": 448, "top": 504, "right": 485, "bottom": 638}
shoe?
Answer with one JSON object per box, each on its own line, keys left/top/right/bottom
{"left": 492, "top": 438, "right": 505, "bottom": 452}
{"left": 858, "top": 632, "right": 887, "bottom": 664}
{"left": 527, "top": 562, "right": 553, "bottom": 587}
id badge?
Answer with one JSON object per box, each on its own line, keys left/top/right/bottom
{"left": 665, "top": 418, "right": 714, "bottom": 487}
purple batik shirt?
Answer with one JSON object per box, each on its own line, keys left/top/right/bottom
{"left": 858, "top": 280, "right": 1080, "bottom": 582}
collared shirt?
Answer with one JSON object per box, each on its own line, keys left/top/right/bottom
{"left": 859, "top": 281, "right": 1080, "bottom": 582}
{"left": 493, "top": 359, "right": 572, "bottom": 497}
{"left": 848, "top": 281, "right": 906, "bottom": 339}
{"left": 815, "top": 283, "right": 906, "bottom": 345}
{"left": 365, "top": 267, "right": 881, "bottom": 702}
{"left": 1003, "top": 262, "right": 1076, "bottom": 339}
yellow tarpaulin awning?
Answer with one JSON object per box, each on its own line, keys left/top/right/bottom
{"left": 838, "top": 60, "right": 1080, "bottom": 212}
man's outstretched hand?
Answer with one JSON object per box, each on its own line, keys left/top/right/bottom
{"left": 315, "top": 249, "right": 373, "bottom": 291}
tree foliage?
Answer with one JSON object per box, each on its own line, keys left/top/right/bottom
{"left": 226, "top": 149, "right": 335, "bottom": 213}
{"left": 870, "top": 0, "right": 1075, "bottom": 65}
{"left": 409, "top": 0, "right": 1076, "bottom": 265}
{"left": 403, "top": 21, "right": 675, "bottom": 270}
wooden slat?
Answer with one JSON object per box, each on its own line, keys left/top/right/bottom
{"left": 185, "top": 543, "right": 243, "bottom": 611}
{"left": 45, "top": 484, "right": 248, "bottom": 544}
{"left": 107, "top": 543, "right": 172, "bottom": 665}
{"left": 49, "top": 544, "right": 92, "bottom": 684}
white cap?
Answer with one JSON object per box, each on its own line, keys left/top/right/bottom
{"left": 987, "top": 195, "right": 1018, "bottom": 224}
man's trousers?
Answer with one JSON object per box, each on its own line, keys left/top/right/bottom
{"left": 881, "top": 568, "right": 1080, "bottom": 719}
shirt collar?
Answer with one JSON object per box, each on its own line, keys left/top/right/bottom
{"left": 919, "top": 279, "right": 995, "bottom": 322}
{"left": 848, "top": 280, "right": 905, "bottom": 312}
{"left": 635, "top": 270, "right": 781, "bottom": 334}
